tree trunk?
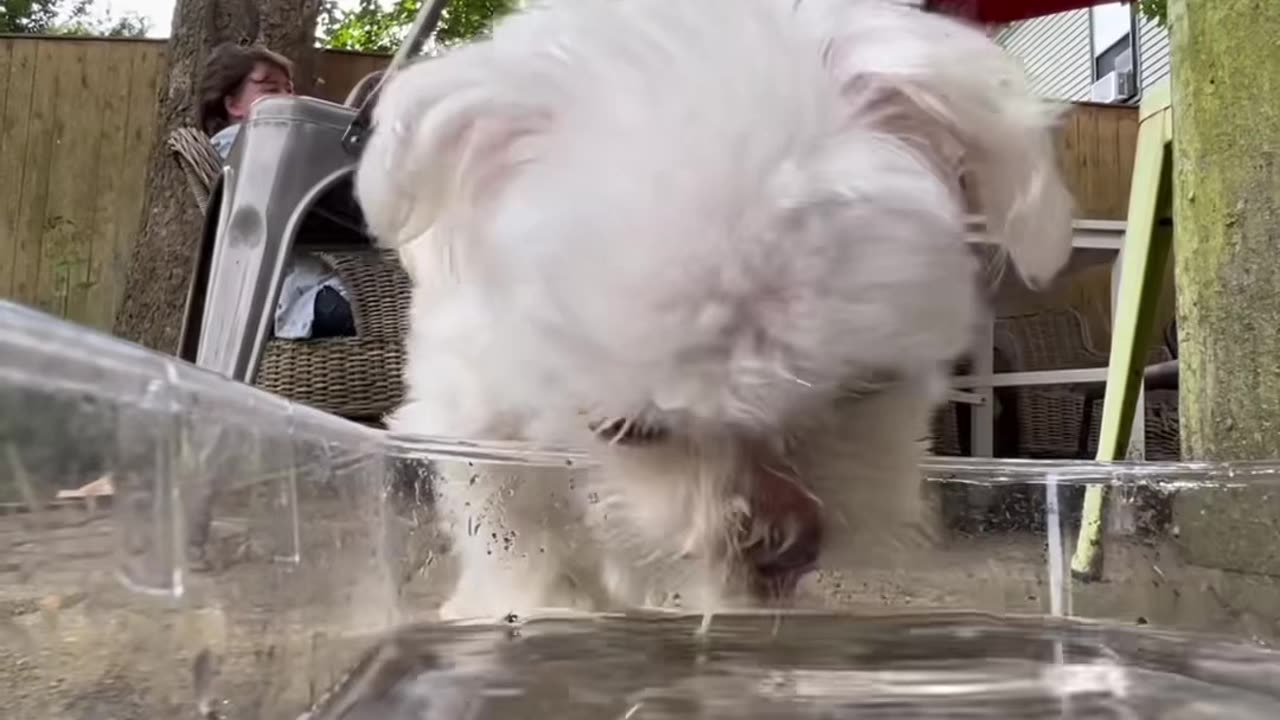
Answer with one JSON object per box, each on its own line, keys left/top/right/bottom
{"left": 1169, "top": 0, "right": 1280, "bottom": 574}
{"left": 111, "top": 0, "right": 320, "bottom": 353}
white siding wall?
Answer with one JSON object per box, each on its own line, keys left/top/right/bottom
{"left": 996, "top": 10, "right": 1093, "bottom": 102}
{"left": 1137, "top": 15, "right": 1171, "bottom": 90}
{"left": 997, "top": 10, "right": 1172, "bottom": 102}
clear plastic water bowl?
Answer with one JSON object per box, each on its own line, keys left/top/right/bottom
{"left": 5, "top": 300, "right": 1280, "bottom": 719}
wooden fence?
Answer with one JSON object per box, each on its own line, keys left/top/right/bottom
{"left": 0, "top": 36, "right": 389, "bottom": 332}
{"left": 0, "top": 35, "right": 1138, "bottom": 334}
{"left": 1054, "top": 101, "right": 1140, "bottom": 222}
{"left": 1004, "top": 101, "right": 1149, "bottom": 348}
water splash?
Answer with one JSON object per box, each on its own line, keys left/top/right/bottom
{"left": 1044, "top": 472, "right": 1070, "bottom": 717}
{"left": 1044, "top": 473, "right": 1067, "bottom": 620}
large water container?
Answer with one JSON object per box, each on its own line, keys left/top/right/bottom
{"left": 5, "top": 300, "right": 1280, "bottom": 719}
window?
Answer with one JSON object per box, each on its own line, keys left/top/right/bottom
{"left": 1090, "top": 3, "right": 1137, "bottom": 81}
{"left": 1095, "top": 35, "right": 1133, "bottom": 78}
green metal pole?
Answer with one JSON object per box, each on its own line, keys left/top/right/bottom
{"left": 1070, "top": 82, "right": 1175, "bottom": 581}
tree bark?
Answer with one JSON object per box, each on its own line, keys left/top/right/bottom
{"left": 1169, "top": 0, "right": 1280, "bottom": 574}
{"left": 112, "top": 0, "right": 320, "bottom": 353}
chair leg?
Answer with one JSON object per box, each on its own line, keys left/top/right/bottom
{"left": 1070, "top": 104, "right": 1175, "bottom": 582}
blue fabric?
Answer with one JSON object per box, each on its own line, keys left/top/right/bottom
{"left": 210, "top": 124, "right": 240, "bottom": 159}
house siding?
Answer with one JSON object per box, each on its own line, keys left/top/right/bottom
{"left": 997, "top": 10, "right": 1171, "bottom": 102}
{"left": 1137, "top": 15, "right": 1171, "bottom": 90}
{"left": 996, "top": 10, "right": 1093, "bottom": 102}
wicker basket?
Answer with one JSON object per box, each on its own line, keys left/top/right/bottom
{"left": 254, "top": 249, "right": 412, "bottom": 423}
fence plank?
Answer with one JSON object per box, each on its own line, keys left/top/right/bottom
{"left": 37, "top": 40, "right": 101, "bottom": 320}
{"left": 101, "top": 42, "right": 165, "bottom": 331}
{"left": 9, "top": 39, "right": 60, "bottom": 310}
{"left": 82, "top": 42, "right": 141, "bottom": 331}
{"left": 313, "top": 50, "right": 389, "bottom": 104}
{"left": 0, "top": 39, "right": 19, "bottom": 298}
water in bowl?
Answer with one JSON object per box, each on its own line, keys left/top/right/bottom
{"left": 288, "top": 610, "right": 1280, "bottom": 719}
{"left": 7, "top": 300, "right": 1280, "bottom": 719}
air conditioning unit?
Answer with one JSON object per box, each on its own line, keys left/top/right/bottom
{"left": 1090, "top": 49, "right": 1138, "bottom": 103}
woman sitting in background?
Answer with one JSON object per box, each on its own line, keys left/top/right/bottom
{"left": 198, "top": 43, "right": 295, "bottom": 158}
{"left": 196, "top": 42, "right": 355, "bottom": 340}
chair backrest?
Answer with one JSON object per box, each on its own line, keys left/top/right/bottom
{"left": 166, "top": 123, "right": 410, "bottom": 421}
{"left": 166, "top": 127, "right": 223, "bottom": 214}
{"left": 995, "top": 306, "right": 1109, "bottom": 372}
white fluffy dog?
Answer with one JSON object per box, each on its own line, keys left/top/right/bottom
{"left": 356, "top": 0, "right": 1073, "bottom": 620}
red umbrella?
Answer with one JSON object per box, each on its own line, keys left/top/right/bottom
{"left": 925, "top": 0, "right": 1131, "bottom": 24}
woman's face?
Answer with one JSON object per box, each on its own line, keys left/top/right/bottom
{"left": 225, "top": 61, "right": 294, "bottom": 123}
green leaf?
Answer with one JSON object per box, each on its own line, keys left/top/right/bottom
{"left": 2, "top": 0, "right": 150, "bottom": 36}
{"left": 1136, "top": 0, "right": 1167, "bottom": 28}
{"left": 317, "top": 0, "right": 518, "bottom": 53}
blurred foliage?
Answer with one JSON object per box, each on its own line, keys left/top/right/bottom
{"left": 1136, "top": 0, "right": 1166, "bottom": 28}
{"left": 0, "top": 0, "right": 60, "bottom": 33}
{"left": 318, "top": 0, "right": 517, "bottom": 54}
{"left": 1, "top": 0, "right": 150, "bottom": 36}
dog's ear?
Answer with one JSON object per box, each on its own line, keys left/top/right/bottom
{"left": 354, "top": 48, "right": 551, "bottom": 255}
{"left": 811, "top": 1, "right": 1074, "bottom": 290}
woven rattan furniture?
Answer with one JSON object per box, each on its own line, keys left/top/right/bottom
{"left": 167, "top": 127, "right": 223, "bottom": 216}
{"left": 1082, "top": 388, "right": 1180, "bottom": 460}
{"left": 1080, "top": 322, "right": 1181, "bottom": 461}
{"left": 995, "top": 307, "right": 1109, "bottom": 459}
{"left": 254, "top": 249, "right": 411, "bottom": 421}
{"left": 168, "top": 126, "right": 410, "bottom": 424}
{"left": 994, "top": 306, "right": 1180, "bottom": 461}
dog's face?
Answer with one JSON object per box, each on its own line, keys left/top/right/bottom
{"left": 358, "top": 0, "right": 1073, "bottom": 600}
